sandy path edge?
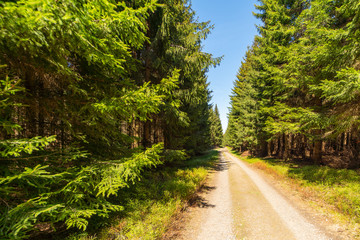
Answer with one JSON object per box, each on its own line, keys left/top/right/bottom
{"left": 173, "top": 151, "right": 235, "bottom": 240}
{"left": 225, "top": 149, "right": 331, "bottom": 240}
{"left": 167, "top": 148, "right": 341, "bottom": 240}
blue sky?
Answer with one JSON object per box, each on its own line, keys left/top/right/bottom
{"left": 190, "top": 0, "right": 261, "bottom": 132}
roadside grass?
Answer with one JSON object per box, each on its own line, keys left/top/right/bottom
{"left": 68, "top": 150, "right": 219, "bottom": 240}
{"left": 227, "top": 147, "right": 360, "bottom": 232}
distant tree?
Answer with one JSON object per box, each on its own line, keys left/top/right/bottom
{"left": 210, "top": 105, "right": 223, "bottom": 147}
{"left": 224, "top": 47, "right": 259, "bottom": 153}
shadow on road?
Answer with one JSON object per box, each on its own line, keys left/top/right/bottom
{"left": 189, "top": 192, "right": 216, "bottom": 208}
{"left": 214, "top": 159, "right": 231, "bottom": 171}
{"left": 188, "top": 152, "right": 231, "bottom": 209}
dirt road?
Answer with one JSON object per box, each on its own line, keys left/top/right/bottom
{"left": 176, "top": 148, "right": 338, "bottom": 240}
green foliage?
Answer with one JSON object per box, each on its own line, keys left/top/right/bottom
{"left": 209, "top": 105, "right": 223, "bottom": 147}
{"left": 86, "top": 150, "right": 218, "bottom": 240}
{"left": 226, "top": 0, "right": 360, "bottom": 163}
{"left": 0, "top": 144, "right": 165, "bottom": 239}
{"left": 0, "top": 0, "right": 217, "bottom": 238}
{"left": 96, "top": 143, "right": 164, "bottom": 197}
{"left": 319, "top": 68, "right": 360, "bottom": 104}
{"left": 1, "top": 136, "right": 56, "bottom": 157}
{"left": 162, "top": 149, "right": 188, "bottom": 163}
{"left": 140, "top": 0, "right": 219, "bottom": 154}
{"left": 0, "top": 0, "right": 157, "bottom": 76}
{"left": 224, "top": 48, "right": 258, "bottom": 151}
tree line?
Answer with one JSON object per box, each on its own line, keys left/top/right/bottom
{"left": 0, "top": 0, "right": 222, "bottom": 238}
{"left": 225, "top": 0, "right": 360, "bottom": 168}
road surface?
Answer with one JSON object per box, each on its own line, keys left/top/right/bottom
{"left": 175, "top": 148, "right": 340, "bottom": 240}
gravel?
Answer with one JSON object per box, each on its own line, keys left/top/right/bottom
{"left": 178, "top": 149, "right": 333, "bottom": 240}
{"left": 225, "top": 150, "right": 331, "bottom": 240}
{"left": 195, "top": 153, "right": 235, "bottom": 240}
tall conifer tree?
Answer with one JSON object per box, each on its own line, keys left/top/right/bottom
{"left": 210, "top": 105, "right": 223, "bottom": 147}
{"left": 0, "top": 0, "right": 218, "bottom": 238}
{"left": 227, "top": 0, "right": 360, "bottom": 167}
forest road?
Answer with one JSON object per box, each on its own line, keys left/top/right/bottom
{"left": 175, "top": 148, "right": 336, "bottom": 240}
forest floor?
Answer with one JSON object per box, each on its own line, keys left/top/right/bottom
{"left": 166, "top": 148, "right": 345, "bottom": 240}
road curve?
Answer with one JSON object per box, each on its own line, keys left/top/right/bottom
{"left": 178, "top": 148, "right": 334, "bottom": 240}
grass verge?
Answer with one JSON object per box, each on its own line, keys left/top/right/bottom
{"left": 227, "top": 147, "right": 360, "bottom": 237}
{"left": 68, "top": 149, "right": 219, "bottom": 240}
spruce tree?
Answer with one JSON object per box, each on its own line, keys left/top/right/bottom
{"left": 224, "top": 48, "right": 258, "bottom": 152}
{"left": 227, "top": 0, "right": 360, "bottom": 167}
{"left": 210, "top": 105, "right": 223, "bottom": 147}
{"left": 136, "top": 0, "right": 220, "bottom": 155}
{"left": 0, "top": 0, "right": 218, "bottom": 238}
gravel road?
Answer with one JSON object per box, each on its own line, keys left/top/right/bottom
{"left": 177, "top": 148, "right": 336, "bottom": 240}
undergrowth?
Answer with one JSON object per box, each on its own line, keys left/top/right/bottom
{"left": 68, "top": 149, "right": 219, "bottom": 240}
{"left": 228, "top": 147, "right": 360, "bottom": 227}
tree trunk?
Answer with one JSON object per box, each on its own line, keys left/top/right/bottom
{"left": 37, "top": 81, "right": 44, "bottom": 136}
{"left": 283, "top": 134, "right": 292, "bottom": 160}
{"left": 267, "top": 140, "right": 273, "bottom": 157}
{"left": 257, "top": 138, "right": 268, "bottom": 157}
{"left": 301, "top": 134, "right": 307, "bottom": 160}
{"left": 279, "top": 134, "right": 285, "bottom": 159}
{"left": 25, "top": 70, "right": 37, "bottom": 138}
{"left": 143, "top": 120, "right": 151, "bottom": 148}
{"left": 275, "top": 136, "right": 281, "bottom": 157}
{"left": 312, "top": 136, "right": 322, "bottom": 164}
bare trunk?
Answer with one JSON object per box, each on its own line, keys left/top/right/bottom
{"left": 267, "top": 140, "right": 273, "bottom": 157}
{"left": 143, "top": 120, "right": 151, "bottom": 148}
{"left": 283, "top": 134, "right": 292, "bottom": 160}
{"left": 312, "top": 138, "right": 322, "bottom": 164}
{"left": 301, "top": 135, "right": 307, "bottom": 160}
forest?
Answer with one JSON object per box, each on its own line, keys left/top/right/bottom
{"left": 225, "top": 0, "right": 360, "bottom": 169}
{"left": 0, "top": 0, "right": 224, "bottom": 238}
